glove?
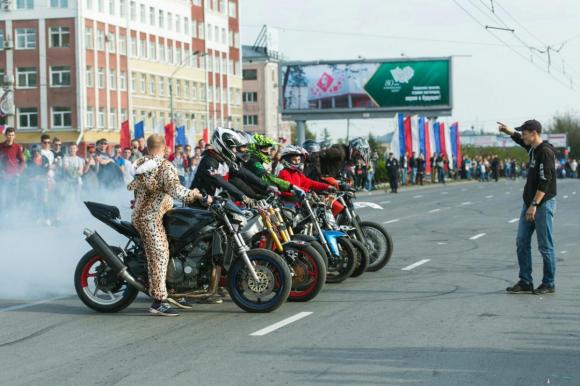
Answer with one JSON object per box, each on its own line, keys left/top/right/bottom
{"left": 267, "top": 185, "right": 280, "bottom": 194}
{"left": 327, "top": 185, "right": 337, "bottom": 193}
{"left": 242, "top": 195, "right": 252, "bottom": 205}
{"left": 340, "top": 183, "right": 355, "bottom": 192}
{"left": 292, "top": 186, "right": 306, "bottom": 199}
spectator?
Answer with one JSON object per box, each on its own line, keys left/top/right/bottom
{"left": 130, "top": 139, "right": 143, "bottom": 161}
{"left": 417, "top": 153, "right": 426, "bottom": 186}
{"left": 26, "top": 144, "right": 51, "bottom": 223}
{"left": 409, "top": 151, "right": 417, "bottom": 184}
{"left": 121, "top": 147, "right": 135, "bottom": 184}
{"left": 436, "top": 153, "right": 445, "bottom": 184}
{"left": 62, "top": 143, "right": 85, "bottom": 201}
{"left": 113, "top": 145, "right": 126, "bottom": 173}
{"left": 430, "top": 152, "right": 437, "bottom": 183}
{"left": 386, "top": 152, "right": 399, "bottom": 193}
{"left": 95, "top": 139, "right": 123, "bottom": 189}
{"left": 571, "top": 158, "right": 578, "bottom": 178}
{"left": 0, "top": 128, "right": 25, "bottom": 217}
{"left": 169, "top": 144, "right": 189, "bottom": 186}
{"left": 400, "top": 152, "right": 408, "bottom": 186}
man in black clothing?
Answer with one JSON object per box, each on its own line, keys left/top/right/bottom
{"left": 499, "top": 120, "right": 557, "bottom": 295}
{"left": 386, "top": 153, "right": 399, "bottom": 193}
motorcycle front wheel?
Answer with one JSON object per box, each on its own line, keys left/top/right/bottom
{"left": 349, "top": 238, "right": 370, "bottom": 277}
{"left": 284, "top": 242, "right": 327, "bottom": 302}
{"left": 360, "top": 221, "right": 394, "bottom": 272}
{"left": 227, "top": 249, "right": 292, "bottom": 313}
{"left": 74, "top": 248, "right": 139, "bottom": 313}
{"left": 325, "top": 237, "right": 356, "bottom": 284}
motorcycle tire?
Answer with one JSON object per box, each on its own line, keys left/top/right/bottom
{"left": 349, "top": 238, "right": 370, "bottom": 278}
{"left": 227, "top": 249, "right": 292, "bottom": 313}
{"left": 325, "top": 237, "right": 356, "bottom": 284}
{"left": 360, "top": 221, "right": 394, "bottom": 272}
{"left": 291, "top": 234, "right": 329, "bottom": 268}
{"left": 284, "top": 242, "right": 327, "bottom": 302}
{"left": 74, "top": 248, "right": 139, "bottom": 313}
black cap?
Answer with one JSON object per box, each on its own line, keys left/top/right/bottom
{"left": 515, "top": 119, "right": 542, "bottom": 133}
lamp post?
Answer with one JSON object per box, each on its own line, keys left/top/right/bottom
{"left": 169, "top": 50, "right": 206, "bottom": 127}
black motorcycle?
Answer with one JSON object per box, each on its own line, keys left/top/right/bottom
{"left": 74, "top": 199, "right": 292, "bottom": 313}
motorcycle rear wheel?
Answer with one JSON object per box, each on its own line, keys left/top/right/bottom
{"left": 285, "top": 243, "right": 327, "bottom": 302}
{"left": 360, "top": 221, "right": 394, "bottom": 272}
{"left": 349, "top": 238, "right": 370, "bottom": 277}
{"left": 74, "top": 248, "right": 139, "bottom": 313}
{"left": 227, "top": 249, "right": 291, "bottom": 313}
{"left": 325, "top": 238, "right": 356, "bottom": 284}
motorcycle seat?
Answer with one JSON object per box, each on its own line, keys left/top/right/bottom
{"left": 118, "top": 220, "right": 139, "bottom": 237}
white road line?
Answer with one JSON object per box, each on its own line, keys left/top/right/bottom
{"left": 0, "top": 296, "right": 70, "bottom": 313}
{"left": 505, "top": 191, "right": 512, "bottom": 194}
{"left": 469, "top": 233, "right": 487, "bottom": 240}
{"left": 428, "top": 208, "right": 441, "bottom": 213}
{"left": 250, "top": 312, "right": 313, "bottom": 336}
{"left": 379, "top": 200, "right": 391, "bottom": 204}
{"left": 508, "top": 218, "right": 519, "bottom": 224}
{"left": 437, "top": 242, "right": 447, "bottom": 245}
{"left": 461, "top": 188, "right": 468, "bottom": 192}
{"left": 441, "top": 191, "right": 448, "bottom": 195}
{"left": 572, "top": 192, "right": 576, "bottom": 195}
{"left": 401, "top": 259, "right": 431, "bottom": 271}
{"left": 460, "top": 201, "right": 472, "bottom": 206}
{"left": 383, "top": 218, "right": 400, "bottom": 224}
{"left": 561, "top": 251, "right": 568, "bottom": 255}
{"left": 485, "top": 195, "right": 494, "bottom": 199}
{"left": 563, "top": 195, "right": 569, "bottom": 199}
{"left": 413, "top": 195, "right": 423, "bottom": 199}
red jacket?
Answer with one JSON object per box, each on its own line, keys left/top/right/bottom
{"left": 278, "top": 167, "right": 330, "bottom": 198}
{"left": 0, "top": 141, "right": 25, "bottom": 176}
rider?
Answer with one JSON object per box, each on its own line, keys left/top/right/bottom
{"left": 129, "top": 134, "right": 211, "bottom": 317}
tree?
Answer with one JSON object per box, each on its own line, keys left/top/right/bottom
{"left": 322, "top": 128, "right": 331, "bottom": 143}
{"left": 548, "top": 112, "right": 580, "bottom": 158}
{"left": 290, "top": 122, "right": 316, "bottom": 144}
{"left": 367, "top": 132, "right": 381, "bottom": 154}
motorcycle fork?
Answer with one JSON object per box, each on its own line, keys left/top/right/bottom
{"left": 304, "top": 199, "right": 333, "bottom": 256}
{"left": 223, "top": 214, "right": 261, "bottom": 282}
{"left": 260, "top": 209, "right": 284, "bottom": 252}
{"left": 269, "top": 207, "right": 291, "bottom": 243}
{"left": 339, "top": 196, "right": 365, "bottom": 241}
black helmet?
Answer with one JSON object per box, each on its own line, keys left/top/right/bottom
{"left": 348, "top": 137, "right": 370, "bottom": 163}
{"left": 302, "top": 140, "right": 321, "bottom": 154}
{"left": 211, "top": 127, "right": 243, "bottom": 163}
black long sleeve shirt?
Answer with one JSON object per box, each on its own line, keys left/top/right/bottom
{"left": 511, "top": 133, "right": 557, "bottom": 206}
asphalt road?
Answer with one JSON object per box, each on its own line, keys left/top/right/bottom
{"left": 1, "top": 178, "right": 579, "bottom": 386}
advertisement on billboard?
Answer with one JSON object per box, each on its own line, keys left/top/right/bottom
{"left": 280, "top": 57, "right": 452, "bottom": 119}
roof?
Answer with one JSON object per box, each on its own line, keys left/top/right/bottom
{"left": 242, "top": 45, "right": 280, "bottom": 63}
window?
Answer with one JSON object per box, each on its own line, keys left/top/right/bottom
{"left": 158, "top": 10, "right": 164, "bottom": 28}
{"left": 191, "top": 83, "right": 197, "bottom": 100}
{"left": 85, "top": 27, "right": 94, "bottom": 49}
{"left": 120, "top": 109, "right": 127, "bottom": 122}
{"left": 168, "top": 45, "right": 173, "bottom": 64}
{"left": 158, "top": 77, "right": 165, "bottom": 96}
{"left": 167, "top": 13, "right": 172, "bottom": 31}
{"left": 130, "top": 1, "right": 136, "bottom": 21}
{"left": 176, "top": 17, "right": 181, "bottom": 33}
{"left": 228, "top": 1, "right": 236, "bottom": 18}
{"left": 97, "top": 68, "right": 105, "bottom": 88}
{"left": 198, "top": 23, "right": 204, "bottom": 39}
{"left": 108, "top": 69, "right": 116, "bottom": 89}
{"left": 242, "top": 69, "right": 257, "bottom": 80}
{"left": 50, "top": 0, "right": 68, "bottom": 8}
{"left": 175, "top": 80, "right": 180, "bottom": 98}
{"left": 119, "top": 71, "right": 127, "bottom": 90}
{"left": 119, "top": 0, "right": 127, "bottom": 16}
{"left": 228, "top": 31, "right": 233, "bottom": 47}
{"left": 149, "top": 41, "right": 156, "bottom": 61}
{"left": 86, "top": 107, "right": 94, "bottom": 128}
{"left": 138, "top": 4, "right": 145, "bottom": 23}
{"left": 183, "top": 82, "right": 189, "bottom": 100}
{"left": 96, "top": 30, "right": 105, "bottom": 50}
{"left": 86, "top": 0, "right": 92, "bottom": 9}
{"left": 193, "top": 0, "right": 201, "bottom": 5}
{"left": 16, "top": 0, "right": 34, "bottom": 9}
{"left": 98, "top": 108, "right": 105, "bottom": 128}
{"left": 219, "top": 0, "right": 225, "bottom": 13}
{"left": 119, "top": 35, "right": 127, "bottom": 54}
{"left": 106, "top": 33, "right": 115, "bottom": 52}
{"left": 50, "top": 66, "right": 71, "bottom": 87}
{"left": 234, "top": 32, "right": 239, "bottom": 48}
{"left": 108, "top": 0, "right": 115, "bottom": 15}
{"left": 16, "top": 67, "right": 37, "bottom": 88}
{"left": 140, "top": 74, "right": 146, "bottom": 93}
{"left": 0, "top": 30, "right": 4, "bottom": 50}
{"left": 18, "top": 108, "right": 38, "bottom": 129}
{"left": 243, "top": 115, "right": 258, "bottom": 126}
{"left": 191, "top": 20, "right": 197, "bottom": 38}
{"left": 208, "top": 87, "right": 213, "bottom": 102}
{"left": 228, "top": 59, "right": 233, "bottom": 74}
{"left": 139, "top": 39, "right": 147, "bottom": 59}
{"left": 184, "top": 18, "right": 189, "bottom": 35}
{"left": 98, "top": 0, "right": 104, "bottom": 12}
{"left": 214, "top": 26, "right": 218, "bottom": 42}
{"left": 159, "top": 43, "right": 165, "bottom": 63}
{"left": 176, "top": 47, "right": 182, "bottom": 64}
{"left": 130, "top": 36, "right": 137, "bottom": 57}
{"left": 243, "top": 92, "right": 258, "bottom": 103}
{"left": 86, "top": 66, "right": 94, "bottom": 87}
{"left": 149, "top": 7, "right": 155, "bottom": 26}
{"left": 207, "top": 55, "right": 213, "bottom": 72}
{"left": 207, "top": 24, "right": 212, "bottom": 41}
{"left": 109, "top": 108, "right": 116, "bottom": 128}
{"left": 16, "top": 28, "right": 36, "bottom": 49}
{"left": 131, "top": 72, "right": 137, "bottom": 91}
{"left": 213, "top": 54, "right": 219, "bottom": 73}
{"left": 221, "top": 28, "right": 226, "bottom": 44}
{"left": 52, "top": 107, "right": 72, "bottom": 128}
{"left": 148, "top": 75, "right": 155, "bottom": 94}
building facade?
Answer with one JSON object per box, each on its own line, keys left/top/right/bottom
{"left": 242, "top": 44, "right": 291, "bottom": 141}
{"left": 0, "top": 0, "right": 241, "bottom": 145}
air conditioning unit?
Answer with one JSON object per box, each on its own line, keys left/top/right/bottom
{"left": 1, "top": 0, "right": 15, "bottom": 11}
{"left": 3, "top": 39, "right": 14, "bottom": 49}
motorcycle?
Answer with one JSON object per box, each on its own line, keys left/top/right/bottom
{"left": 74, "top": 198, "right": 292, "bottom": 314}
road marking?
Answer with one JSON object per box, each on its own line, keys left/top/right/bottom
{"left": 460, "top": 201, "right": 472, "bottom": 206}
{"left": 505, "top": 191, "right": 511, "bottom": 195}
{"left": 508, "top": 218, "right": 519, "bottom": 224}
{"left": 572, "top": 192, "right": 576, "bottom": 195}
{"left": 461, "top": 188, "right": 468, "bottom": 192}
{"left": 250, "top": 312, "right": 313, "bottom": 336}
{"left": 379, "top": 200, "right": 391, "bottom": 204}
{"left": 0, "top": 296, "right": 70, "bottom": 313}
{"left": 413, "top": 195, "right": 423, "bottom": 199}
{"left": 485, "top": 195, "right": 494, "bottom": 199}
{"left": 383, "top": 218, "right": 400, "bottom": 224}
{"left": 469, "top": 233, "right": 487, "bottom": 240}
{"left": 563, "top": 195, "right": 568, "bottom": 199}
{"left": 354, "top": 202, "right": 384, "bottom": 210}
{"left": 402, "top": 259, "right": 431, "bottom": 271}
{"left": 428, "top": 208, "right": 441, "bottom": 213}
{"left": 441, "top": 191, "right": 448, "bottom": 195}
{"left": 437, "top": 242, "right": 447, "bottom": 245}
{"left": 561, "top": 251, "right": 568, "bottom": 254}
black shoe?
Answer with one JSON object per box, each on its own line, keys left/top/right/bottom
{"left": 167, "top": 297, "right": 194, "bottom": 309}
{"left": 149, "top": 301, "right": 179, "bottom": 316}
{"left": 534, "top": 283, "right": 555, "bottom": 295}
{"left": 506, "top": 280, "right": 533, "bottom": 294}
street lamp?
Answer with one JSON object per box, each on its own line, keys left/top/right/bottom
{"left": 169, "top": 50, "right": 206, "bottom": 126}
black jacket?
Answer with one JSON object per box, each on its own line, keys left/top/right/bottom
{"left": 511, "top": 133, "right": 557, "bottom": 206}
{"left": 190, "top": 150, "right": 246, "bottom": 200}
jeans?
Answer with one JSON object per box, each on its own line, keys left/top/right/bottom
{"left": 516, "top": 198, "right": 556, "bottom": 286}
{"left": 401, "top": 169, "right": 407, "bottom": 186}
{"left": 366, "top": 172, "right": 374, "bottom": 191}
{"left": 411, "top": 167, "right": 417, "bottom": 184}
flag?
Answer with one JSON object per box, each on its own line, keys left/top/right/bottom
{"left": 397, "top": 113, "right": 405, "bottom": 158}
{"left": 443, "top": 122, "right": 454, "bottom": 169}
{"left": 0, "top": 124, "right": 5, "bottom": 135}
{"left": 120, "top": 120, "right": 130, "bottom": 149}
{"left": 411, "top": 116, "right": 420, "bottom": 156}
{"left": 164, "top": 123, "right": 175, "bottom": 154}
{"left": 433, "top": 121, "right": 441, "bottom": 154}
{"left": 176, "top": 126, "right": 186, "bottom": 147}
{"left": 424, "top": 119, "right": 432, "bottom": 173}
{"left": 418, "top": 117, "right": 426, "bottom": 160}
{"left": 391, "top": 121, "right": 400, "bottom": 160}
{"left": 403, "top": 115, "right": 412, "bottom": 157}
{"left": 134, "top": 120, "right": 144, "bottom": 139}
{"left": 439, "top": 122, "right": 447, "bottom": 156}
{"left": 451, "top": 122, "right": 462, "bottom": 169}
{"left": 203, "top": 127, "right": 209, "bottom": 144}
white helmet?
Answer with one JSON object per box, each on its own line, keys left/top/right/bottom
{"left": 280, "top": 145, "right": 306, "bottom": 171}
{"left": 211, "top": 127, "right": 243, "bottom": 163}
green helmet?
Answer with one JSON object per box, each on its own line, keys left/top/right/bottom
{"left": 249, "top": 134, "right": 277, "bottom": 164}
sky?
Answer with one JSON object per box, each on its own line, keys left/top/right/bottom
{"left": 241, "top": 0, "right": 580, "bottom": 141}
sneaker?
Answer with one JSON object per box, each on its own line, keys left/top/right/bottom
{"left": 534, "top": 283, "right": 555, "bottom": 295}
{"left": 149, "top": 300, "right": 179, "bottom": 316}
{"left": 217, "top": 287, "right": 230, "bottom": 299}
{"left": 506, "top": 280, "right": 533, "bottom": 294}
{"left": 167, "top": 297, "right": 194, "bottom": 309}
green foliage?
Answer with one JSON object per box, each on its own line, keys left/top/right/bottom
{"left": 374, "top": 159, "right": 389, "bottom": 183}
{"left": 290, "top": 123, "right": 316, "bottom": 144}
{"left": 322, "top": 128, "right": 331, "bottom": 142}
{"left": 548, "top": 112, "right": 580, "bottom": 158}
{"left": 367, "top": 133, "right": 381, "bottom": 155}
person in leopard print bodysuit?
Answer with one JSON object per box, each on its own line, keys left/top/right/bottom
{"left": 128, "top": 134, "right": 209, "bottom": 316}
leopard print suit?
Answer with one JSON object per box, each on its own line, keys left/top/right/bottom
{"left": 128, "top": 156, "right": 202, "bottom": 301}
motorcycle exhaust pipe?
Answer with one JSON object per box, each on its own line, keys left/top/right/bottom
{"left": 83, "top": 229, "right": 147, "bottom": 293}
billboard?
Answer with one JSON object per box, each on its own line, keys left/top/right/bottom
{"left": 280, "top": 57, "right": 452, "bottom": 120}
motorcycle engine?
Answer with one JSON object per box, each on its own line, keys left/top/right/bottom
{"left": 166, "top": 241, "right": 211, "bottom": 290}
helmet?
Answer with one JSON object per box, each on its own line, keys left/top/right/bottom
{"left": 233, "top": 130, "right": 251, "bottom": 162}
{"left": 249, "top": 133, "right": 278, "bottom": 164}
{"left": 319, "top": 140, "right": 332, "bottom": 150}
{"left": 211, "top": 127, "right": 243, "bottom": 163}
{"left": 302, "top": 140, "right": 321, "bottom": 154}
{"left": 280, "top": 145, "right": 306, "bottom": 171}
{"left": 348, "top": 137, "right": 370, "bottom": 163}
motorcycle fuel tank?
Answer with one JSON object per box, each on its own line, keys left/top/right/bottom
{"left": 163, "top": 208, "right": 215, "bottom": 241}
